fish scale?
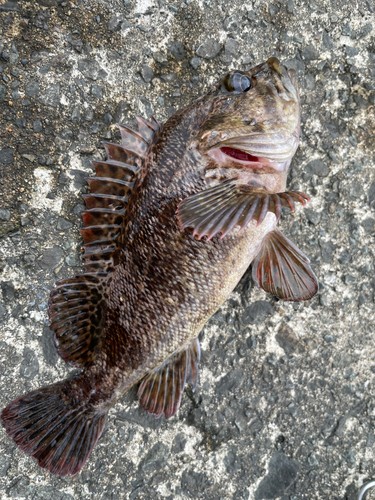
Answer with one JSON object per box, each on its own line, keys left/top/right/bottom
{"left": 2, "top": 57, "right": 318, "bottom": 477}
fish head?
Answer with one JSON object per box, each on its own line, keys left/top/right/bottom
{"left": 196, "top": 57, "right": 300, "bottom": 193}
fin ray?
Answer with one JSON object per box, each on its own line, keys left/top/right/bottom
{"left": 177, "top": 180, "right": 311, "bottom": 239}
{"left": 252, "top": 228, "right": 319, "bottom": 301}
{"left": 138, "top": 338, "right": 200, "bottom": 419}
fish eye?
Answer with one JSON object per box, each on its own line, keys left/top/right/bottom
{"left": 222, "top": 72, "right": 251, "bottom": 93}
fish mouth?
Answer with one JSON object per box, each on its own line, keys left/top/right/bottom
{"left": 208, "top": 131, "right": 299, "bottom": 173}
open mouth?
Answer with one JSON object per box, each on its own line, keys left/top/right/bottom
{"left": 220, "top": 147, "right": 260, "bottom": 163}
{"left": 208, "top": 146, "right": 287, "bottom": 173}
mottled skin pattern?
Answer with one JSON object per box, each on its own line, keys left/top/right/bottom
{"left": 1, "top": 59, "right": 303, "bottom": 476}
{"left": 77, "top": 59, "right": 300, "bottom": 410}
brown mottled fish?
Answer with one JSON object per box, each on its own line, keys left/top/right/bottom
{"left": 1, "top": 57, "right": 318, "bottom": 476}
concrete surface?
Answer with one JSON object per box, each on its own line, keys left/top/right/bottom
{"left": 0, "top": 0, "right": 375, "bottom": 499}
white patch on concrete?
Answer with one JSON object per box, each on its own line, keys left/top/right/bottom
{"left": 60, "top": 93, "right": 69, "bottom": 106}
{"left": 135, "top": 0, "right": 156, "bottom": 13}
{"left": 29, "top": 167, "right": 63, "bottom": 212}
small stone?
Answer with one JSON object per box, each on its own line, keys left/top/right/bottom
{"left": 140, "top": 65, "right": 154, "bottom": 83}
{"left": 0, "top": 148, "right": 13, "bottom": 165}
{"left": 196, "top": 38, "right": 221, "bottom": 59}
{"left": 25, "top": 80, "right": 40, "bottom": 96}
{"left": 284, "top": 57, "right": 305, "bottom": 75}
{"left": 71, "top": 106, "right": 81, "bottom": 122}
{"left": 307, "top": 453, "right": 319, "bottom": 467}
{"left": 304, "top": 208, "right": 322, "bottom": 225}
{"left": 225, "top": 38, "right": 239, "bottom": 56}
{"left": 190, "top": 57, "right": 201, "bottom": 69}
{"left": 301, "top": 44, "right": 319, "bottom": 61}
{"left": 254, "top": 453, "right": 300, "bottom": 500}
{"left": 139, "top": 442, "right": 170, "bottom": 474}
{"left": 71, "top": 39, "right": 83, "bottom": 52}
{"left": 11, "top": 91, "right": 20, "bottom": 100}
{"left": 161, "top": 73, "right": 177, "bottom": 83}
{"left": 167, "top": 41, "right": 186, "bottom": 61}
{"left": 276, "top": 324, "right": 304, "bottom": 355}
{"left": 22, "top": 154, "right": 36, "bottom": 162}
{"left": 181, "top": 469, "right": 209, "bottom": 495}
{"left": 83, "top": 108, "right": 94, "bottom": 121}
{"left": 90, "top": 122, "right": 105, "bottom": 134}
{"left": 9, "top": 42, "right": 19, "bottom": 65}
{"left": 0, "top": 208, "right": 11, "bottom": 221}
{"left": 153, "top": 51, "right": 167, "bottom": 63}
{"left": 1, "top": 281, "right": 15, "bottom": 301}
{"left": 345, "top": 274, "right": 357, "bottom": 285}
{"left": 15, "top": 117, "right": 26, "bottom": 128}
{"left": 241, "top": 301, "right": 275, "bottom": 325}
{"left": 91, "top": 84, "right": 103, "bottom": 98}
{"left": 338, "top": 249, "right": 352, "bottom": 265}
{"left": 320, "top": 240, "right": 336, "bottom": 264}
{"left": 40, "top": 325, "right": 59, "bottom": 365}
{"left": 216, "top": 369, "right": 245, "bottom": 395}
{"left": 342, "top": 22, "right": 352, "bottom": 36}
{"left": 103, "top": 112, "right": 112, "bottom": 125}
{"left": 20, "top": 347, "right": 39, "bottom": 379}
{"left": 114, "top": 100, "right": 130, "bottom": 123}
{"left": 0, "top": 84, "right": 6, "bottom": 102}
{"left": 286, "top": 0, "right": 294, "bottom": 13}
{"left": 38, "top": 84, "right": 60, "bottom": 107}
{"left": 33, "top": 119, "right": 43, "bottom": 132}
{"left": 362, "top": 218, "right": 375, "bottom": 234}
{"left": 0, "top": 222, "right": 17, "bottom": 236}
{"left": 224, "top": 14, "right": 239, "bottom": 31}
{"left": 303, "top": 73, "right": 315, "bottom": 91}
{"left": 57, "top": 217, "right": 73, "bottom": 230}
{"left": 38, "top": 245, "right": 64, "bottom": 270}
{"left": 305, "top": 159, "right": 329, "bottom": 177}
{"left": 346, "top": 46, "right": 359, "bottom": 57}
{"left": 0, "top": 1, "right": 19, "bottom": 11}
{"left": 172, "top": 434, "right": 187, "bottom": 453}
{"left": 322, "top": 31, "right": 334, "bottom": 50}
{"left": 108, "top": 13, "right": 124, "bottom": 31}
{"left": 78, "top": 59, "right": 100, "bottom": 80}
{"left": 368, "top": 182, "right": 375, "bottom": 206}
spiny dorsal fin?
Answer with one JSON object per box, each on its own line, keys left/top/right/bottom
{"left": 48, "top": 116, "right": 160, "bottom": 368}
{"left": 82, "top": 116, "right": 159, "bottom": 274}
{"left": 138, "top": 338, "right": 201, "bottom": 419}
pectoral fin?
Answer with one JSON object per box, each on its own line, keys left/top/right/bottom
{"left": 138, "top": 338, "right": 200, "bottom": 419}
{"left": 177, "top": 179, "right": 310, "bottom": 240}
{"left": 252, "top": 229, "right": 319, "bottom": 302}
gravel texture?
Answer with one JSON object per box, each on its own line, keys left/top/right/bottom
{"left": 0, "top": 0, "right": 375, "bottom": 499}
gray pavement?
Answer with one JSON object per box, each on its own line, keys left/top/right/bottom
{"left": 0, "top": 0, "right": 375, "bottom": 498}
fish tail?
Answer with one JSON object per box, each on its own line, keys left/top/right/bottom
{"left": 1, "top": 376, "right": 108, "bottom": 476}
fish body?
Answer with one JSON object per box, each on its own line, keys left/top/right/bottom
{"left": 1, "top": 58, "right": 318, "bottom": 476}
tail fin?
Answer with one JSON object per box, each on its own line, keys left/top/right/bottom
{"left": 1, "top": 381, "right": 107, "bottom": 476}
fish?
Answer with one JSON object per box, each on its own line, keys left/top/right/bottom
{"left": 1, "top": 57, "right": 318, "bottom": 476}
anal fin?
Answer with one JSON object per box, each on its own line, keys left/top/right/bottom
{"left": 138, "top": 338, "right": 201, "bottom": 419}
{"left": 252, "top": 228, "right": 319, "bottom": 302}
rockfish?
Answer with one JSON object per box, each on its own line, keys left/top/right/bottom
{"left": 1, "top": 57, "right": 318, "bottom": 476}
